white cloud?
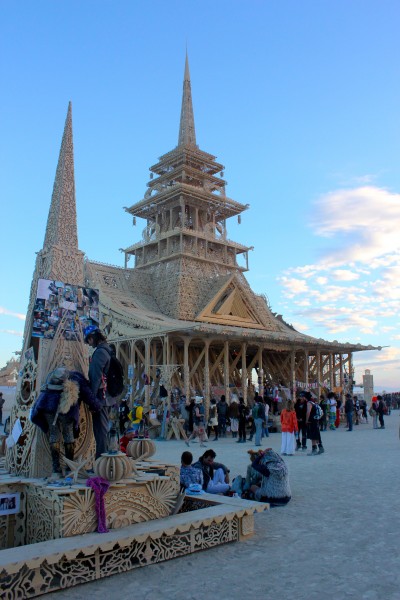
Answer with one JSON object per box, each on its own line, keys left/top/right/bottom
{"left": 311, "top": 186, "right": 400, "bottom": 265}
{"left": 0, "top": 307, "right": 26, "bottom": 321}
{"left": 331, "top": 270, "right": 360, "bottom": 281}
{"left": 0, "top": 329, "right": 23, "bottom": 337}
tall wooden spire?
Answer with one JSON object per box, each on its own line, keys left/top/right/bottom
{"left": 178, "top": 53, "right": 197, "bottom": 147}
{"left": 43, "top": 102, "right": 79, "bottom": 251}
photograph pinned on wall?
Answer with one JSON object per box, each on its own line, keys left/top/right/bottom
{"left": 0, "top": 493, "right": 20, "bottom": 515}
{"left": 31, "top": 279, "right": 99, "bottom": 340}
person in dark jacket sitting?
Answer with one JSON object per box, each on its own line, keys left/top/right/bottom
{"left": 31, "top": 367, "right": 101, "bottom": 476}
{"left": 192, "top": 449, "right": 230, "bottom": 494}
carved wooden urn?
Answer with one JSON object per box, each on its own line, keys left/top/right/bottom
{"left": 94, "top": 452, "right": 134, "bottom": 482}
{"left": 126, "top": 438, "right": 156, "bottom": 461}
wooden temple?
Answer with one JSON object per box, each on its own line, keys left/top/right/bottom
{"left": 20, "top": 55, "right": 376, "bottom": 420}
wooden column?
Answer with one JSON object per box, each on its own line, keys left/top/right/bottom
{"left": 145, "top": 338, "right": 151, "bottom": 407}
{"left": 339, "top": 353, "right": 344, "bottom": 394}
{"left": 329, "top": 353, "right": 334, "bottom": 390}
{"left": 316, "top": 350, "right": 321, "bottom": 398}
{"left": 204, "top": 339, "right": 210, "bottom": 416}
{"left": 241, "top": 342, "right": 247, "bottom": 404}
{"left": 183, "top": 337, "right": 190, "bottom": 400}
{"left": 291, "top": 351, "right": 296, "bottom": 402}
{"left": 304, "top": 350, "right": 309, "bottom": 388}
{"left": 224, "top": 341, "right": 230, "bottom": 402}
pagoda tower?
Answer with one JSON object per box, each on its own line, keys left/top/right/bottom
{"left": 123, "top": 55, "right": 253, "bottom": 322}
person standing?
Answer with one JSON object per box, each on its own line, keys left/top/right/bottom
{"left": 84, "top": 325, "right": 113, "bottom": 459}
{"left": 253, "top": 397, "right": 265, "bottom": 446}
{"left": 376, "top": 395, "right": 385, "bottom": 429}
{"left": 0, "top": 392, "right": 4, "bottom": 425}
{"left": 263, "top": 398, "right": 270, "bottom": 438}
{"left": 207, "top": 398, "right": 219, "bottom": 441}
{"left": 305, "top": 392, "right": 325, "bottom": 455}
{"left": 345, "top": 393, "right": 354, "bottom": 431}
{"left": 280, "top": 400, "right": 298, "bottom": 455}
{"left": 185, "top": 397, "right": 207, "bottom": 447}
{"left": 237, "top": 397, "right": 248, "bottom": 443}
{"left": 327, "top": 392, "right": 337, "bottom": 430}
{"left": 228, "top": 397, "right": 239, "bottom": 438}
{"left": 295, "top": 394, "right": 308, "bottom": 451}
{"left": 319, "top": 394, "right": 328, "bottom": 431}
{"left": 217, "top": 395, "right": 228, "bottom": 438}
{"left": 370, "top": 397, "right": 379, "bottom": 429}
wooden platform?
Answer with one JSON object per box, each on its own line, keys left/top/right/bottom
{"left": 0, "top": 493, "right": 267, "bottom": 597}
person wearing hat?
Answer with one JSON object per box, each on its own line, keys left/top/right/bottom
{"left": 304, "top": 391, "right": 325, "bottom": 455}
{"left": 84, "top": 325, "right": 113, "bottom": 458}
{"left": 119, "top": 425, "right": 136, "bottom": 454}
{"left": 185, "top": 396, "right": 206, "bottom": 447}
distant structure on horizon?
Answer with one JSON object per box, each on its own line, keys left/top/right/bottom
{"left": 363, "top": 369, "right": 374, "bottom": 403}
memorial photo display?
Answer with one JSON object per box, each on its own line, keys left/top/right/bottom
{"left": 32, "top": 279, "right": 99, "bottom": 340}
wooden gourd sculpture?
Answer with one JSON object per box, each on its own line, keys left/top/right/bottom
{"left": 126, "top": 439, "right": 156, "bottom": 461}
{"left": 94, "top": 452, "right": 135, "bottom": 482}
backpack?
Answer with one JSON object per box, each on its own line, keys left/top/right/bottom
{"left": 313, "top": 403, "right": 323, "bottom": 420}
{"left": 129, "top": 405, "right": 140, "bottom": 421}
{"left": 106, "top": 352, "right": 125, "bottom": 398}
{"left": 258, "top": 403, "right": 265, "bottom": 419}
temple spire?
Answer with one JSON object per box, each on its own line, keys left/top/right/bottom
{"left": 178, "top": 53, "right": 197, "bottom": 147}
{"left": 43, "top": 101, "right": 79, "bottom": 251}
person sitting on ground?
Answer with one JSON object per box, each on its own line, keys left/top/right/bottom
{"left": 249, "top": 448, "right": 291, "bottom": 506}
{"left": 119, "top": 425, "right": 136, "bottom": 454}
{"left": 192, "top": 449, "right": 230, "bottom": 494}
{"left": 231, "top": 450, "right": 262, "bottom": 499}
{"left": 180, "top": 451, "right": 204, "bottom": 489}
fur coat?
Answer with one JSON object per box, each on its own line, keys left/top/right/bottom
{"left": 31, "top": 371, "right": 102, "bottom": 433}
{"left": 251, "top": 449, "right": 291, "bottom": 503}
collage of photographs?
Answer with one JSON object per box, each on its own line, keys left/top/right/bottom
{"left": 32, "top": 279, "right": 99, "bottom": 340}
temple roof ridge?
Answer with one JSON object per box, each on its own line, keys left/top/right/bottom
{"left": 43, "top": 101, "right": 79, "bottom": 251}
{"left": 178, "top": 53, "right": 197, "bottom": 147}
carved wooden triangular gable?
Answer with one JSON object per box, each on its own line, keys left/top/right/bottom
{"left": 196, "top": 276, "right": 267, "bottom": 330}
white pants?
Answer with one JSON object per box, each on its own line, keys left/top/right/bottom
{"left": 206, "top": 468, "right": 230, "bottom": 494}
{"left": 281, "top": 432, "right": 295, "bottom": 455}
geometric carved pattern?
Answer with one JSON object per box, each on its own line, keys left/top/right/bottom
{"left": 0, "top": 513, "right": 242, "bottom": 598}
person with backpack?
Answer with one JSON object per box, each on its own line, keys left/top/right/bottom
{"left": 128, "top": 400, "right": 144, "bottom": 436}
{"left": 304, "top": 391, "right": 325, "bottom": 456}
{"left": 84, "top": 325, "right": 115, "bottom": 458}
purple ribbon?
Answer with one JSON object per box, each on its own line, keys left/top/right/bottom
{"left": 86, "top": 476, "right": 110, "bottom": 533}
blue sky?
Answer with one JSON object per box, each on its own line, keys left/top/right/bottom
{"left": 1, "top": 1, "right": 399, "bottom": 390}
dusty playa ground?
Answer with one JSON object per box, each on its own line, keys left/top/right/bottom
{"left": 40, "top": 409, "right": 400, "bottom": 600}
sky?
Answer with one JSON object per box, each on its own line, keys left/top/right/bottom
{"left": 1, "top": 1, "right": 399, "bottom": 391}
